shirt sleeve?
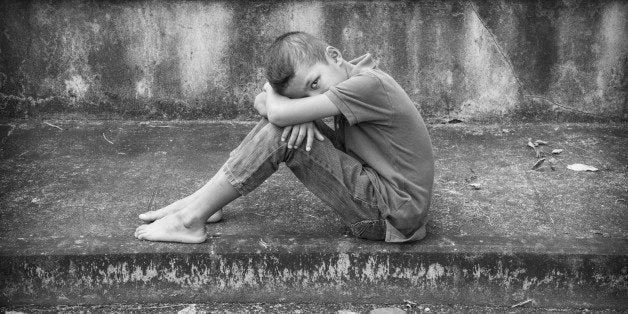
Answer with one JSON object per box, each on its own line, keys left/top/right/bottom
{"left": 324, "top": 71, "right": 393, "bottom": 126}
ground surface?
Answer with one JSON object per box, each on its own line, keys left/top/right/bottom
{"left": 0, "top": 120, "right": 625, "bottom": 242}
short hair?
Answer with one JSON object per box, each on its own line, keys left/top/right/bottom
{"left": 265, "top": 32, "right": 329, "bottom": 95}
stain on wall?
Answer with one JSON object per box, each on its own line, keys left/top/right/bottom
{"left": 0, "top": 0, "right": 626, "bottom": 121}
{"left": 596, "top": 1, "right": 628, "bottom": 117}
{"left": 1, "top": 250, "right": 626, "bottom": 306}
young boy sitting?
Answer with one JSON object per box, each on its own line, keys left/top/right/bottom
{"left": 135, "top": 31, "right": 434, "bottom": 243}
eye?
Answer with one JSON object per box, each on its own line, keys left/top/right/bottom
{"left": 310, "top": 79, "right": 319, "bottom": 90}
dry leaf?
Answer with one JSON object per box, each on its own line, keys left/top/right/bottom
{"left": 369, "top": 308, "right": 406, "bottom": 314}
{"left": 532, "top": 158, "right": 546, "bottom": 170}
{"left": 511, "top": 299, "right": 534, "bottom": 308}
{"left": 552, "top": 149, "right": 563, "bottom": 154}
{"left": 469, "top": 183, "right": 482, "bottom": 190}
{"left": 548, "top": 158, "right": 557, "bottom": 171}
{"left": 527, "top": 138, "right": 535, "bottom": 149}
{"left": 567, "top": 164, "right": 598, "bottom": 172}
{"left": 534, "top": 140, "right": 548, "bottom": 146}
{"left": 258, "top": 238, "right": 269, "bottom": 248}
{"left": 178, "top": 304, "right": 203, "bottom": 314}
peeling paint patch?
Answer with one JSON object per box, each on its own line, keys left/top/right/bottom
{"left": 1, "top": 251, "right": 627, "bottom": 306}
{"left": 64, "top": 75, "right": 88, "bottom": 99}
{"left": 176, "top": 2, "right": 232, "bottom": 98}
{"left": 596, "top": 2, "right": 628, "bottom": 113}
{"left": 135, "top": 79, "right": 151, "bottom": 98}
{"left": 267, "top": 2, "right": 323, "bottom": 37}
{"left": 426, "top": 263, "right": 445, "bottom": 283}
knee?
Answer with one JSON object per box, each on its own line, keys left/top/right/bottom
{"left": 238, "top": 118, "right": 285, "bottom": 153}
{"left": 255, "top": 118, "right": 283, "bottom": 141}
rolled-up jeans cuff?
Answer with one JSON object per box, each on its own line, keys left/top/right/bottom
{"left": 350, "top": 219, "right": 386, "bottom": 241}
{"left": 220, "top": 163, "right": 249, "bottom": 196}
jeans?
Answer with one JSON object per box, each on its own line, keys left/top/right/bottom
{"left": 220, "top": 118, "right": 386, "bottom": 241}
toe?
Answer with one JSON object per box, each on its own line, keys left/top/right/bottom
{"left": 136, "top": 229, "right": 147, "bottom": 239}
{"left": 138, "top": 211, "right": 154, "bottom": 221}
{"left": 134, "top": 227, "right": 144, "bottom": 237}
{"left": 135, "top": 225, "right": 146, "bottom": 235}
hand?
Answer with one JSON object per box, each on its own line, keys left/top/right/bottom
{"left": 263, "top": 82, "right": 274, "bottom": 95}
{"left": 254, "top": 91, "right": 267, "bottom": 118}
{"left": 263, "top": 81, "right": 287, "bottom": 103}
{"left": 282, "top": 122, "right": 324, "bottom": 151}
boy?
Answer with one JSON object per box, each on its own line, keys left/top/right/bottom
{"left": 135, "top": 31, "right": 434, "bottom": 243}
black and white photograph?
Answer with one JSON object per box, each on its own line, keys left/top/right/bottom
{"left": 0, "top": 0, "right": 626, "bottom": 312}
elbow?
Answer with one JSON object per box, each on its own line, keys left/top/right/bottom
{"left": 267, "top": 107, "right": 289, "bottom": 127}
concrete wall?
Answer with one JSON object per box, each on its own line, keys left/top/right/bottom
{"left": 0, "top": 0, "right": 626, "bottom": 121}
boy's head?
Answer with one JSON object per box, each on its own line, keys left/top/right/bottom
{"left": 265, "top": 31, "right": 347, "bottom": 99}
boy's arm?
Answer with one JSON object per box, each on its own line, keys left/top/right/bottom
{"left": 254, "top": 89, "right": 324, "bottom": 151}
{"left": 253, "top": 91, "right": 268, "bottom": 118}
{"left": 263, "top": 83, "right": 340, "bottom": 127}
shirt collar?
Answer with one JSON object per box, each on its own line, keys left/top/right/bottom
{"left": 348, "top": 53, "right": 378, "bottom": 76}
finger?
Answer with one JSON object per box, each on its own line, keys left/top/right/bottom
{"left": 295, "top": 125, "right": 307, "bottom": 148}
{"left": 306, "top": 126, "right": 314, "bottom": 151}
{"left": 282, "top": 126, "right": 292, "bottom": 142}
{"left": 314, "top": 127, "right": 325, "bottom": 141}
{"left": 288, "top": 125, "right": 299, "bottom": 148}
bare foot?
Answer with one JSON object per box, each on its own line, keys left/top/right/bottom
{"left": 134, "top": 214, "right": 207, "bottom": 243}
{"left": 139, "top": 199, "right": 223, "bottom": 223}
{"left": 139, "top": 198, "right": 188, "bottom": 222}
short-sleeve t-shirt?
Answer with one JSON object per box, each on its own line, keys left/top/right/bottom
{"left": 324, "top": 54, "right": 434, "bottom": 242}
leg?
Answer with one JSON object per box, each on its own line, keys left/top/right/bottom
{"left": 135, "top": 119, "right": 284, "bottom": 243}
{"left": 135, "top": 169, "right": 239, "bottom": 243}
{"left": 135, "top": 118, "right": 384, "bottom": 243}
{"left": 222, "top": 119, "right": 385, "bottom": 240}
{"left": 286, "top": 131, "right": 386, "bottom": 240}
{"left": 138, "top": 186, "right": 223, "bottom": 223}
{"left": 135, "top": 118, "right": 296, "bottom": 223}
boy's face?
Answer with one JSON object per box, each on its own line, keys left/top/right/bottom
{"left": 282, "top": 50, "right": 347, "bottom": 99}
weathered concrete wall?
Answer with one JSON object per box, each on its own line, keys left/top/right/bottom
{"left": 0, "top": 0, "right": 626, "bottom": 121}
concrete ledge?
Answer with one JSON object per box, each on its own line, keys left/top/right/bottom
{"left": 1, "top": 236, "right": 627, "bottom": 308}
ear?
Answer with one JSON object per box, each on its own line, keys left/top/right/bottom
{"left": 325, "top": 46, "right": 343, "bottom": 65}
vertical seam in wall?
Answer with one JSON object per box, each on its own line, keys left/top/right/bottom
{"left": 468, "top": 2, "right": 614, "bottom": 119}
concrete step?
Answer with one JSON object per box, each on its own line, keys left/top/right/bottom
{"left": 0, "top": 120, "right": 626, "bottom": 309}
{"left": 1, "top": 235, "right": 626, "bottom": 308}
{"left": 0, "top": 301, "right": 622, "bottom": 313}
